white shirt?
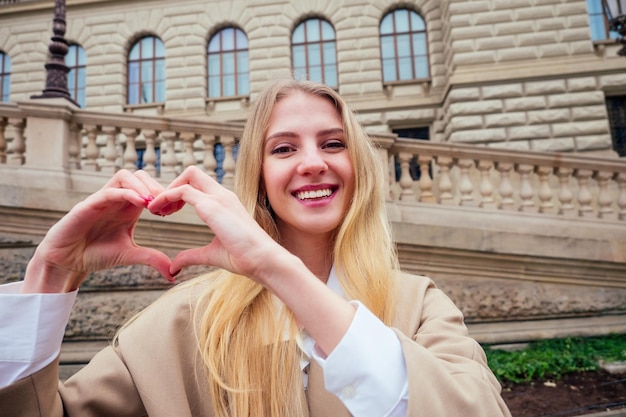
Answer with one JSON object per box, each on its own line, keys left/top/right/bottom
{"left": 0, "top": 268, "right": 408, "bottom": 416}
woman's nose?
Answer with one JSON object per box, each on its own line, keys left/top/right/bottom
{"left": 297, "top": 147, "right": 328, "bottom": 175}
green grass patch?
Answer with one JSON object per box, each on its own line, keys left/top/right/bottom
{"left": 483, "top": 333, "right": 626, "bottom": 384}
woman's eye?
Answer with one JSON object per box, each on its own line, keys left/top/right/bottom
{"left": 324, "top": 140, "right": 346, "bottom": 150}
{"left": 271, "top": 145, "right": 293, "bottom": 154}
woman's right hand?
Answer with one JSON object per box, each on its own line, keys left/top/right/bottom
{"left": 21, "top": 170, "right": 177, "bottom": 294}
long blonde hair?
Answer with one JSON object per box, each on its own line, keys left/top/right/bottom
{"left": 195, "top": 79, "right": 398, "bottom": 417}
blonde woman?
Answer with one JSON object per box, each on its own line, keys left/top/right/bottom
{"left": 0, "top": 79, "right": 511, "bottom": 417}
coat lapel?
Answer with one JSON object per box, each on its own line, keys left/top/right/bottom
{"left": 306, "top": 361, "right": 352, "bottom": 417}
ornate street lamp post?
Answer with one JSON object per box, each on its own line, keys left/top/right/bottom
{"left": 602, "top": 0, "right": 626, "bottom": 56}
{"left": 31, "top": 0, "right": 77, "bottom": 105}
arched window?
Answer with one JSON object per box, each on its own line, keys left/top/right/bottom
{"left": 66, "top": 44, "right": 86, "bottom": 107}
{"left": 0, "top": 52, "right": 10, "bottom": 102}
{"left": 291, "top": 18, "right": 337, "bottom": 88}
{"left": 208, "top": 27, "right": 249, "bottom": 98}
{"left": 586, "top": 0, "right": 623, "bottom": 40}
{"left": 379, "top": 9, "right": 429, "bottom": 83}
{"left": 127, "top": 36, "right": 166, "bottom": 105}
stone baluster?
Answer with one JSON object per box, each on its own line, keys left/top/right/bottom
{"left": 496, "top": 162, "right": 515, "bottom": 210}
{"left": 0, "top": 118, "right": 6, "bottom": 164}
{"left": 617, "top": 172, "right": 626, "bottom": 221}
{"left": 160, "top": 131, "right": 179, "bottom": 181}
{"left": 142, "top": 129, "right": 158, "bottom": 177}
{"left": 457, "top": 158, "right": 475, "bottom": 206}
{"left": 122, "top": 128, "right": 139, "bottom": 171}
{"left": 556, "top": 167, "right": 575, "bottom": 216}
{"left": 181, "top": 132, "right": 197, "bottom": 169}
{"left": 221, "top": 135, "right": 236, "bottom": 189}
{"left": 535, "top": 166, "right": 555, "bottom": 214}
{"left": 516, "top": 164, "right": 536, "bottom": 212}
{"left": 594, "top": 171, "right": 615, "bottom": 219}
{"left": 202, "top": 134, "right": 218, "bottom": 179}
{"left": 574, "top": 169, "right": 594, "bottom": 218}
{"left": 477, "top": 159, "right": 496, "bottom": 209}
{"left": 83, "top": 125, "right": 100, "bottom": 171}
{"left": 436, "top": 155, "right": 454, "bottom": 205}
{"left": 67, "top": 122, "right": 81, "bottom": 170}
{"left": 101, "top": 126, "right": 119, "bottom": 174}
{"left": 417, "top": 154, "right": 435, "bottom": 203}
{"left": 397, "top": 152, "right": 416, "bottom": 201}
{"left": 7, "top": 118, "right": 26, "bottom": 166}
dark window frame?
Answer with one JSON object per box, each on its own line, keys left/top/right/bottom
{"left": 127, "top": 36, "right": 166, "bottom": 105}
{"left": 207, "top": 27, "right": 250, "bottom": 98}
{"left": 0, "top": 51, "right": 10, "bottom": 103}
{"left": 379, "top": 8, "right": 430, "bottom": 83}
{"left": 66, "top": 44, "right": 86, "bottom": 107}
{"left": 291, "top": 17, "right": 338, "bottom": 88}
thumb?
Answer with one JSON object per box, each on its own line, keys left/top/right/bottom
{"left": 125, "top": 246, "right": 176, "bottom": 283}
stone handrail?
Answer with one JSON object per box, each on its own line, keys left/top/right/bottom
{"left": 1, "top": 100, "right": 624, "bottom": 221}
{"left": 382, "top": 137, "right": 626, "bottom": 221}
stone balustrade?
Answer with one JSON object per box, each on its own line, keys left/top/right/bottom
{"left": 1, "top": 99, "right": 623, "bottom": 222}
{"left": 384, "top": 137, "right": 626, "bottom": 221}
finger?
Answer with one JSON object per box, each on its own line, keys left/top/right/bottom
{"left": 149, "top": 184, "right": 217, "bottom": 217}
{"left": 134, "top": 169, "right": 166, "bottom": 198}
{"left": 124, "top": 246, "right": 177, "bottom": 283}
{"left": 102, "top": 169, "right": 156, "bottom": 201}
{"left": 170, "top": 245, "right": 214, "bottom": 274}
{"left": 164, "top": 165, "right": 219, "bottom": 193}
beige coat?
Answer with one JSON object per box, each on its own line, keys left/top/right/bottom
{"left": 0, "top": 271, "right": 511, "bottom": 417}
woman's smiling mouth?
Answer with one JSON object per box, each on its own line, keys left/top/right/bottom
{"left": 294, "top": 187, "right": 335, "bottom": 201}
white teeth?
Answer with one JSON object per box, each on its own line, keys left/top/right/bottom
{"left": 296, "top": 188, "right": 332, "bottom": 200}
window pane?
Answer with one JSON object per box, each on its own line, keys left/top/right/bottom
{"left": 2, "top": 76, "right": 10, "bottom": 101}
{"left": 68, "top": 71, "right": 75, "bottom": 95}
{"left": 155, "top": 38, "right": 165, "bottom": 57}
{"left": 380, "top": 14, "right": 393, "bottom": 34}
{"left": 155, "top": 59, "right": 166, "bottom": 81}
{"left": 155, "top": 80, "right": 165, "bottom": 102}
{"left": 208, "top": 35, "right": 220, "bottom": 52}
{"left": 306, "top": 19, "right": 321, "bottom": 42}
{"left": 293, "top": 45, "right": 306, "bottom": 67}
{"left": 236, "top": 29, "right": 248, "bottom": 48}
{"left": 222, "top": 28, "right": 235, "bottom": 51}
{"left": 141, "top": 37, "right": 154, "bottom": 58}
{"left": 128, "top": 82, "right": 138, "bottom": 104}
{"left": 141, "top": 60, "right": 153, "bottom": 82}
{"left": 323, "top": 42, "right": 336, "bottom": 64}
{"left": 398, "top": 56, "right": 413, "bottom": 80}
{"left": 415, "top": 56, "right": 429, "bottom": 78}
{"left": 129, "top": 43, "right": 139, "bottom": 60}
{"left": 238, "top": 73, "right": 249, "bottom": 95}
{"left": 309, "top": 65, "right": 322, "bottom": 83}
{"left": 382, "top": 59, "right": 397, "bottom": 82}
{"left": 141, "top": 81, "right": 152, "bottom": 103}
{"left": 321, "top": 20, "right": 335, "bottom": 41}
{"left": 223, "top": 51, "right": 235, "bottom": 75}
{"left": 587, "top": 0, "right": 602, "bottom": 13}
{"left": 308, "top": 44, "right": 321, "bottom": 66}
{"left": 410, "top": 12, "right": 426, "bottom": 31}
{"left": 324, "top": 64, "right": 337, "bottom": 87}
{"left": 395, "top": 9, "right": 410, "bottom": 32}
{"left": 293, "top": 23, "right": 305, "bottom": 43}
{"left": 66, "top": 45, "right": 76, "bottom": 66}
{"left": 208, "top": 54, "right": 221, "bottom": 75}
{"left": 380, "top": 36, "right": 395, "bottom": 59}
{"left": 208, "top": 75, "right": 221, "bottom": 97}
{"left": 397, "top": 34, "right": 411, "bottom": 57}
{"left": 237, "top": 51, "right": 249, "bottom": 72}
{"left": 223, "top": 74, "right": 235, "bottom": 96}
{"left": 78, "top": 47, "right": 87, "bottom": 65}
{"left": 78, "top": 68, "right": 86, "bottom": 88}
{"left": 413, "top": 33, "right": 427, "bottom": 55}
{"left": 129, "top": 62, "right": 139, "bottom": 84}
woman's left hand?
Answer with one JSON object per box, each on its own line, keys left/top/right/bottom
{"left": 148, "top": 166, "right": 285, "bottom": 284}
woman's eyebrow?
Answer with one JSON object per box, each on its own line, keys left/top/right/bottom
{"left": 317, "top": 128, "right": 345, "bottom": 137}
{"left": 265, "top": 131, "right": 297, "bottom": 142}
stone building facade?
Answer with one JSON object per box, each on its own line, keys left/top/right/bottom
{"left": 1, "top": 0, "right": 625, "bottom": 154}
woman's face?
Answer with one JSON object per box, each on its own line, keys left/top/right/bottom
{"left": 262, "top": 90, "right": 355, "bottom": 246}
